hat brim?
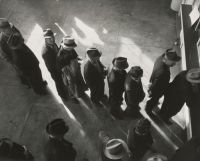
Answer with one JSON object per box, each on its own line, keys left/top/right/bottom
{"left": 104, "top": 139, "right": 129, "bottom": 160}
{"left": 186, "top": 68, "right": 200, "bottom": 84}
{"left": 61, "top": 42, "right": 77, "bottom": 48}
{"left": 113, "top": 63, "right": 129, "bottom": 70}
{"left": 44, "top": 33, "right": 57, "bottom": 38}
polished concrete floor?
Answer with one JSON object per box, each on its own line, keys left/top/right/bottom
{"left": 0, "top": 0, "right": 183, "bottom": 161}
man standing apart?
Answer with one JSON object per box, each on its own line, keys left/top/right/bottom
{"left": 145, "top": 49, "right": 181, "bottom": 116}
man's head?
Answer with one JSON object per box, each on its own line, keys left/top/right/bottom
{"left": 163, "top": 48, "right": 181, "bottom": 67}
{"left": 61, "top": 36, "right": 77, "bottom": 50}
{"left": 86, "top": 47, "right": 101, "bottom": 62}
{"left": 129, "top": 66, "right": 143, "bottom": 82}
{"left": 0, "top": 18, "right": 11, "bottom": 32}
{"left": 43, "top": 28, "right": 55, "bottom": 45}
{"left": 46, "top": 118, "right": 69, "bottom": 139}
{"left": 112, "top": 57, "right": 129, "bottom": 71}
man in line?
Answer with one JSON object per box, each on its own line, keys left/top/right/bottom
{"left": 124, "top": 66, "right": 145, "bottom": 118}
{"left": 57, "top": 36, "right": 87, "bottom": 103}
{"left": 0, "top": 18, "right": 47, "bottom": 95}
{"left": 107, "top": 57, "right": 128, "bottom": 119}
{"left": 159, "top": 68, "right": 200, "bottom": 124}
{"left": 84, "top": 48, "right": 107, "bottom": 106}
{"left": 145, "top": 49, "right": 181, "bottom": 116}
{"left": 42, "top": 29, "right": 67, "bottom": 99}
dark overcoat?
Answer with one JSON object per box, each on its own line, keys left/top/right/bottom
{"left": 107, "top": 69, "right": 127, "bottom": 104}
{"left": 149, "top": 54, "right": 170, "bottom": 97}
{"left": 41, "top": 44, "right": 66, "bottom": 97}
{"left": 124, "top": 74, "right": 145, "bottom": 110}
{"left": 160, "top": 70, "right": 192, "bottom": 119}
{"left": 127, "top": 121, "right": 153, "bottom": 160}
{"left": 57, "top": 48, "right": 86, "bottom": 97}
{"left": 84, "top": 60, "right": 106, "bottom": 103}
{"left": 44, "top": 138, "right": 77, "bottom": 161}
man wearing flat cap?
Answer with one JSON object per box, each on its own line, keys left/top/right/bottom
{"left": 44, "top": 118, "right": 77, "bottom": 161}
{"left": 84, "top": 47, "right": 107, "bottom": 105}
{"left": 41, "top": 29, "right": 67, "bottom": 99}
{"left": 159, "top": 68, "right": 200, "bottom": 124}
{"left": 57, "top": 36, "right": 87, "bottom": 103}
{"left": 107, "top": 57, "right": 129, "bottom": 119}
{"left": 0, "top": 18, "right": 47, "bottom": 95}
{"left": 124, "top": 66, "right": 145, "bottom": 118}
{"left": 145, "top": 48, "right": 181, "bottom": 116}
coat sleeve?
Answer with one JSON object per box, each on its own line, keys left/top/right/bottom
{"left": 84, "top": 62, "right": 94, "bottom": 86}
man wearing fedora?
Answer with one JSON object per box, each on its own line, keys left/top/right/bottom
{"left": 57, "top": 36, "right": 87, "bottom": 103}
{"left": 42, "top": 29, "right": 67, "bottom": 99}
{"left": 84, "top": 47, "right": 107, "bottom": 105}
{"left": 159, "top": 68, "right": 200, "bottom": 124}
{"left": 145, "top": 48, "right": 181, "bottom": 116}
{"left": 107, "top": 57, "right": 128, "bottom": 119}
{"left": 124, "top": 66, "right": 145, "bottom": 118}
{"left": 44, "top": 118, "right": 77, "bottom": 161}
{"left": 98, "top": 131, "right": 132, "bottom": 161}
{"left": 0, "top": 18, "right": 47, "bottom": 95}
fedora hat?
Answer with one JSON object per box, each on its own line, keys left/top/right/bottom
{"left": 186, "top": 68, "right": 200, "bottom": 84}
{"left": 0, "top": 18, "right": 10, "bottom": 28}
{"left": 46, "top": 118, "right": 69, "bottom": 136}
{"left": 61, "top": 36, "right": 77, "bottom": 48}
{"left": 129, "top": 66, "right": 143, "bottom": 78}
{"left": 165, "top": 48, "right": 181, "bottom": 62}
{"left": 104, "top": 139, "right": 129, "bottom": 160}
{"left": 86, "top": 47, "right": 101, "bottom": 58}
{"left": 112, "top": 57, "right": 129, "bottom": 70}
{"left": 43, "top": 28, "right": 56, "bottom": 38}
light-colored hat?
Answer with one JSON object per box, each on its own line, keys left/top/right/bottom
{"left": 61, "top": 36, "right": 77, "bottom": 48}
{"left": 104, "top": 139, "right": 129, "bottom": 160}
{"left": 0, "top": 18, "right": 10, "bottom": 28}
{"left": 146, "top": 153, "right": 168, "bottom": 161}
{"left": 186, "top": 68, "right": 200, "bottom": 84}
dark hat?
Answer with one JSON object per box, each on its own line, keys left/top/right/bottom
{"left": 0, "top": 18, "right": 10, "bottom": 28}
{"left": 129, "top": 66, "right": 143, "bottom": 78}
{"left": 104, "top": 139, "right": 129, "bottom": 160}
{"left": 61, "top": 36, "right": 77, "bottom": 48}
{"left": 136, "top": 118, "right": 151, "bottom": 134}
{"left": 186, "top": 68, "right": 200, "bottom": 84}
{"left": 43, "top": 28, "right": 55, "bottom": 38}
{"left": 46, "top": 118, "right": 69, "bottom": 136}
{"left": 86, "top": 47, "right": 101, "bottom": 58}
{"left": 165, "top": 48, "right": 181, "bottom": 62}
{"left": 112, "top": 57, "right": 129, "bottom": 70}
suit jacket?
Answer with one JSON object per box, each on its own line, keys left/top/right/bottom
{"left": 125, "top": 74, "right": 145, "bottom": 107}
{"left": 149, "top": 54, "right": 170, "bottom": 96}
{"left": 84, "top": 60, "right": 105, "bottom": 88}
{"left": 41, "top": 43, "right": 59, "bottom": 73}
{"left": 44, "top": 138, "right": 77, "bottom": 161}
{"left": 107, "top": 69, "right": 127, "bottom": 99}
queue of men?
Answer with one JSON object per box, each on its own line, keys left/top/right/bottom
{"left": 1, "top": 18, "right": 200, "bottom": 161}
